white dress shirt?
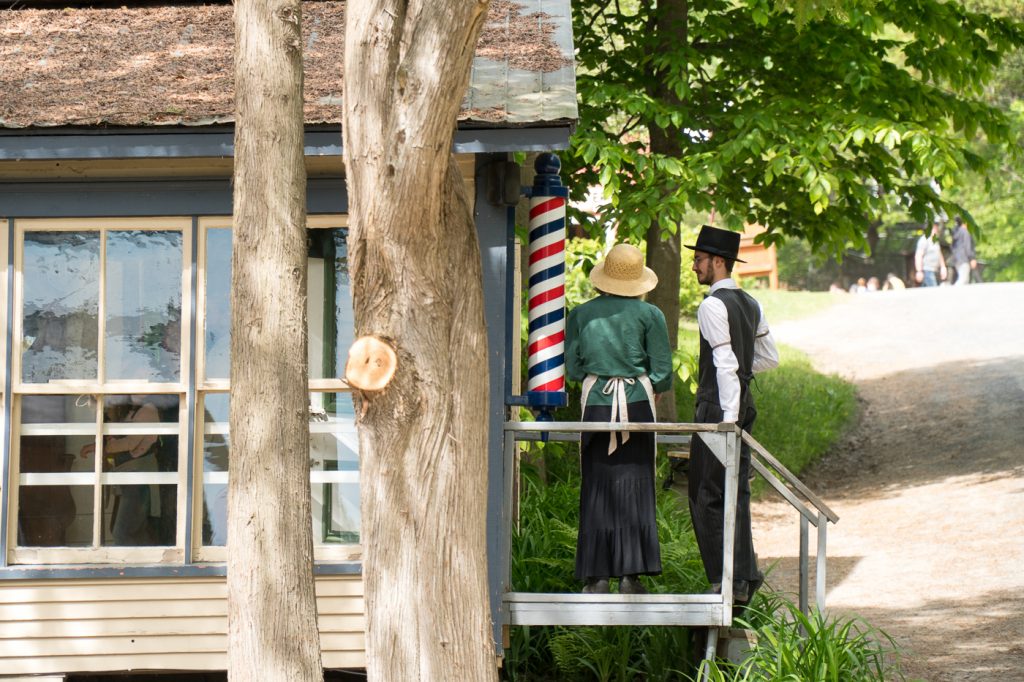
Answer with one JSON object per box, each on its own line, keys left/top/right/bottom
{"left": 696, "top": 278, "right": 780, "bottom": 422}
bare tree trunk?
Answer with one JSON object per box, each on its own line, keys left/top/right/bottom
{"left": 343, "top": 2, "right": 497, "bottom": 680}
{"left": 228, "top": 0, "right": 322, "bottom": 680}
{"left": 645, "top": 0, "right": 689, "bottom": 421}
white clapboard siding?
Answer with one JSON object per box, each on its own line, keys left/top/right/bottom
{"left": 0, "top": 575, "right": 366, "bottom": 674}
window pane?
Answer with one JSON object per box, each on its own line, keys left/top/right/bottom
{"left": 100, "top": 395, "right": 179, "bottom": 546}
{"left": 101, "top": 484, "right": 176, "bottom": 547}
{"left": 201, "top": 393, "right": 229, "bottom": 546}
{"left": 105, "top": 231, "right": 183, "bottom": 382}
{"left": 310, "top": 392, "right": 359, "bottom": 544}
{"left": 204, "top": 229, "right": 232, "bottom": 380}
{"left": 19, "top": 486, "right": 93, "bottom": 547}
{"left": 22, "top": 231, "right": 100, "bottom": 383}
{"left": 21, "top": 394, "right": 94, "bottom": 424}
{"left": 18, "top": 395, "right": 96, "bottom": 547}
{"left": 307, "top": 229, "right": 354, "bottom": 380}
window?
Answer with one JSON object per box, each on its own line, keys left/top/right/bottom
{"left": 7, "top": 215, "right": 358, "bottom": 566}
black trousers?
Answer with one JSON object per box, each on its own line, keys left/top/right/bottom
{"left": 575, "top": 400, "right": 662, "bottom": 581}
{"left": 687, "top": 401, "right": 759, "bottom": 585}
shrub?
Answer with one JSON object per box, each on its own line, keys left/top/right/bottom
{"left": 692, "top": 601, "right": 905, "bottom": 681}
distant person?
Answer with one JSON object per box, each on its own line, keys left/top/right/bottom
{"left": 914, "top": 222, "right": 947, "bottom": 287}
{"left": 866, "top": 276, "right": 880, "bottom": 291}
{"left": 950, "top": 216, "right": 977, "bottom": 286}
{"left": 686, "top": 225, "right": 779, "bottom": 608}
{"left": 883, "top": 273, "right": 906, "bottom": 290}
{"left": 828, "top": 281, "right": 845, "bottom": 294}
{"left": 565, "top": 243, "right": 673, "bottom": 595}
{"left": 849, "top": 277, "right": 867, "bottom": 294}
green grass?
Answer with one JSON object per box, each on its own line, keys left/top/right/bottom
{"left": 745, "top": 289, "right": 842, "bottom": 324}
{"left": 749, "top": 345, "right": 858, "bottom": 478}
{"left": 674, "top": 329, "right": 858, "bottom": 482}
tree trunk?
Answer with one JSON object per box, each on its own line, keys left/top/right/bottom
{"left": 228, "top": 1, "right": 322, "bottom": 680}
{"left": 645, "top": 0, "right": 688, "bottom": 420}
{"left": 343, "top": 2, "right": 497, "bottom": 681}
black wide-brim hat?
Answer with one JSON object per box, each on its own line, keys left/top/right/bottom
{"left": 684, "top": 225, "right": 746, "bottom": 263}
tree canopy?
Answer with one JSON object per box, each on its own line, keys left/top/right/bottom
{"left": 567, "top": 0, "right": 1024, "bottom": 256}
{"left": 945, "top": 0, "right": 1024, "bottom": 281}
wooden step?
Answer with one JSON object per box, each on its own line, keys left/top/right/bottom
{"left": 503, "top": 592, "right": 728, "bottom": 627}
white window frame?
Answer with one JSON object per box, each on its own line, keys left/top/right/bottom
{"left": 193, "top": 216, "right": 358, "bottom": 563}
{"left": 9, "top": 217, "right": 191, "bottom": 564}
{"left": 6, "top": 215, "right": 359, "bottom": 566}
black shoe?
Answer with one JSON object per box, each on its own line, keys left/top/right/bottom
{"left": 734, "top": 572, "right": 765, "bottom": 606}
{"left": 742, "top": 572, "right": 765, "bottom": 604}
{"left": 662, "top": 457, "right": 689, "bottom": 490}
{"left": 619, "top": 575, "right": 647, "bottom": 594}
{"left": 582, "top": 578, "right": 610, "bottom": 594}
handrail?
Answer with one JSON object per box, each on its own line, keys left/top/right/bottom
{"left": 506, "top": 420, "right": 728, "bottom": 433}
{"left": 501, "top": 418, "right": 838, "bottom": 643}
{"left": 516, "top": 431, "right": 692, "bottom": 444}
{"left": 751, "top": 458, "right": 819, "bottom": 526}
{"left": 742, "top": 431, "right": 839, "bottom": 523}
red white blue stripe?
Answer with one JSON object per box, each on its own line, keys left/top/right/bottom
{"left": 527, "top": 195, "right": 566, "bottom": 393}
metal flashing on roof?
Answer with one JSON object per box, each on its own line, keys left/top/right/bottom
{"left": 0, "top": 125, "right": 572, "bottom": 161}
{"left": 465, "top": 0, "right": 578, "bottom": 125}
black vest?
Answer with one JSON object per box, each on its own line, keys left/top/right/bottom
{"left": 696, "top": 287, "right": 761, "bottom": 416}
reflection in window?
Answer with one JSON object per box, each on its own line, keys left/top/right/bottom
{"left": 18, "top": 395, "right": 95, "bottom": 547}
{"left": 308, "top": 229, "right": 354, "bottom": 380}
{"left": 201, "top": 393, "right": 229, "bottom": 546}
{"left": 22, "top": 232, "right": 100, "bottom": 383}
{"left": 205, "top": 226, "right": 353, "bottom": 381}
{"left": 201, "top": 392, "right": 359, "bottom": 546}
{"left": 100, "top": 394, "right": 179, "bottom": 547}
{"left": 204, "top": 229, "right": 232, "bottom": 380}
{"left": 105, "top": 231, "right": 183, "bottom": 382}
{"left": 310, "top": 392, "right": 359, "bottom": 544}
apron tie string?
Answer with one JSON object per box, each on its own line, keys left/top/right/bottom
{"left": 601, "top": 377, "right": 636, "bottom": 455}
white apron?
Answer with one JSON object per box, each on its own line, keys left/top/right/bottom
{"left": 581, "top": 373, "right": 656, "bottom": 456}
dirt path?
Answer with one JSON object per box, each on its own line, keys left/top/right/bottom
{"left": 750, "top": 282, "right": 1024, "bottom": 682}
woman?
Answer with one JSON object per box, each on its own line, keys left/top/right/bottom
{"left": 565, "top": 243, "right": 673, "bottom": 594}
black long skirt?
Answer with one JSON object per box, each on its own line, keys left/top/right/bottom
{"left": 575, "top": 400, "right": 662, "bottom": 581}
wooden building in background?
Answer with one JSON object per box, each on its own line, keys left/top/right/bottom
{"left": 735, "top": 224, "right": 780, "bottom": 290}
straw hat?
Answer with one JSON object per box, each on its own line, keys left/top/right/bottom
{"left": 589, "top": 243, "right": 659, "bottom": 297}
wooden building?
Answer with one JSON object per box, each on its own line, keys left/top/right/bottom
{"left": 734, "top": 224, "right": 780, "bottom": 290}
{"left": 0, "top": 1, "right": 576, "bottom": 676}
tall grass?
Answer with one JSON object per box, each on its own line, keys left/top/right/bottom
{"left": 693, "top": 601, "right": 905, "bottom": 682}
{"left": 504, "top": 458, "right": 711, "bottom": 681}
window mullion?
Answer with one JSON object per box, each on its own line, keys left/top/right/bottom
{"left": 98, "top": 227, "right": 107, "bottom": 386}
{"left": 92, "top": 394, "right": 102, "bottom": 550}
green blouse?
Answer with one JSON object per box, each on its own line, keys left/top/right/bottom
{"left": 565, "top": 294, "right": 673, "bottom": 407}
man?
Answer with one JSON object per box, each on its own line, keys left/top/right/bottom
{"left": 949, "top": 216, "right": 977, "bottom": 286}
{"left": 685, "top": 225, "right": 779, "bottom": 606}
{"left": 914, "top": 221, "right": 947, "bottom": 287}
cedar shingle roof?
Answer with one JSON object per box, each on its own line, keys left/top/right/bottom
{"left": 0, "top": 0, "right": 576, "bottom": 129}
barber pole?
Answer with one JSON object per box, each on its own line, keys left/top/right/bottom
{"left": 526, "top": 153, "right": 568, "bottom": 409}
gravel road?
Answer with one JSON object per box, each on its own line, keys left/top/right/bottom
{"left": 750, "top": 282, "right": 1024, "bottom": 681}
